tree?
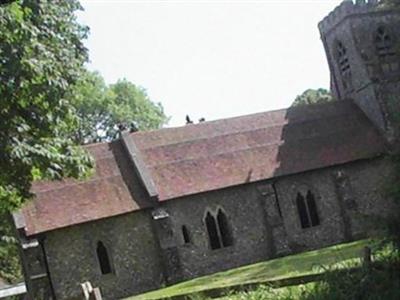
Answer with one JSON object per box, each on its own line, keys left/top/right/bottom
{"left": 292, "top": 88, "right": 333, "bottom": 107}
{"left": 0, "top": 0, "right": 93, "bottom": 213}
{"left": 0, "top": 0, "right": 95, "bottom": 284}
{"left": 0, "top": 215, "right": 21, "bottom": 283}
{"left": 70, "top": 72, "right": 169, "bottom": 144}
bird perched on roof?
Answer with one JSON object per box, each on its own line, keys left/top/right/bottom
{"left": 129, "top": 122, "right": 139, "bottom": 133}
{"left": 186, "top": 115, "right": 193, "bottom": 124}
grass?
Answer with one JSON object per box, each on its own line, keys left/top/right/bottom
{"left": 217, "top": 243, "right": 400, "bottom": 300}
{"left": 125, "top": 240, "right": 370, "bottom": 300}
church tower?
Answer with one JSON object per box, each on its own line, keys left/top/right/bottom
{"left": 319, "top": 0, "right": 400, "bottom": 143}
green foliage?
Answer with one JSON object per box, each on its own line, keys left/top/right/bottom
{"left": 0, "top": 214, "right": 22, "bottom": 283}
{"left": 292, "top": 89, "right": 333, "bottom": 107}
{"left": 0, "top": 0, "right": 93, "bottom": 212}
{"left": 69, "top": 71, "right": 169, "bottom": 144}
{"left": 381, "top": 0, "right": 400, "bottom": 7}
{"left": 297, "top": 244, "right": 400, "bottom": 300}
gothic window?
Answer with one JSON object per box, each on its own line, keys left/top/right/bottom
{"left": 217, "top": 209, "right": 233, "bottom": 247}
{"left": 96, "top": 241, "right": 112, "bottom": 275}
{"left": 306, "top": 191, "right": 320, "bottom": 226}
{"left": 375, "top": 26, "right": 398, "bottom": 73}
{"left": 205, "top": 209, "right": 234, "bottom": 250}
{"left": 296, "top": 193, "right": 310, "bottom": 229}
{"left": 296, "top": 191, "right": 320, "bottom": 229}
{"left": 182, "top": 225, "right": 191, "bottom": 244}
{"left": 335, "top": 41, "right": 352, "bottom": 91}
{"left": 375, "top": 26, "right": 395, "bottom": 58}
{"left": 205, "top": 212, "right": 221, "bottom": 249}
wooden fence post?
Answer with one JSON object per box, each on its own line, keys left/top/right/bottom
{"left": 362, "top": 246, "right": 372, "bottom": 267}
{"left": 90, "top": 288, "right": 102, "bottom": 300}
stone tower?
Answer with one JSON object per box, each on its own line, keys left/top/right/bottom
{"left": 319, "top": 0, "right": 400, "bottom": 143}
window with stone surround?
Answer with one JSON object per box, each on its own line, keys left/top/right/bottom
{"left": 217, "top": 209, "right": 233, "bottom": 247}
{"left": 205, "top": 209, "right": 233, "bottom": 250}
{"left": 335, "top": 40, "right": 352, "bottom": 91}
{"left": 96, "top": 241, "right": 113, "bottom": 275}
{"left": 296, "top": 191, "right": 320, "bottom": 229}
{"left": 182, "top": 225, "right": 191, "bottom": 244}
{"left": 375, "top": 26, "right": 395, "bottom": 58}
{"left": 375, "top": 26, "right": 398, "bottom": 73}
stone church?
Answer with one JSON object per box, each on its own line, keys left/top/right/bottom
{"left": 12, "top": 1, "right": 400, "bottom": 299}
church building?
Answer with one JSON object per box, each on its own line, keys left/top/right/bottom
{"left": 13, "top": 1, "right": 400, "bottom": 299}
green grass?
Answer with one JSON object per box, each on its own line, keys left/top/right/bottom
{"left": 217, "top": 283, "right": 317, "bottom": 300}
{"left": 125, "top": 240, "right": 369, "bottom": 300}
{"left": 217, "top": 243, "right": 400, "bottom": 300}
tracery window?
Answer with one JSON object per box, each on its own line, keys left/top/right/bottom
{"left": 375, "top": 26, "right": 395, "bottom": 58}
{"left": 205, "top": 209, "right": 233, "bottom": 250}
{"left": 296, "top": 191, "right": 320, "bottom": 229}
{"left": 375, "top": 26, "right": 398, "bottom": 73}
{"left": 335, "top": 41, "right": 352, "bottom": 91}
{"left": 96, "top": 241, "right": 113, "bottom": 275}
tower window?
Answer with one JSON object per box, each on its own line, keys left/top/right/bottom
{"left": 296, "top": 191, "right": 320, "bottom": 229}
{"left": 205, "top": 209, "right": 234, "bottom": 250}
{"left": 96, "top": 241, "right": 112, "bottom": 275}
{"left": 337, "top": 42, "right": 350, "bottom": 74}
{"left": 375, "top": 26, "right": 398, "bottom": 73}
{"left": 335, "top": 41, "right": 352, "bottom": 91}
{"left": 182, "top": 225, "right": 191, "bottom": 244}
{"left": 375, "top": 26, "right": 395, "bottom": 58}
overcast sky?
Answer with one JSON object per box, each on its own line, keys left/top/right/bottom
{"left": 78, "top": 0, "right": 343, "bottom": 127}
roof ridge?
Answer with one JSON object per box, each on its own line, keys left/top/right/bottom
{"left": 148, "top": 123, "right": 372, "bottom": 169}
{"left": 133, "top": 100, "right": 354, "bottom": 137}
{"left": 135, "top": 104, "right": 357, "bottom": 150}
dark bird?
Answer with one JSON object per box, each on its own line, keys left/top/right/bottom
{"left": 129, "top": 122, "right": 138, "bottom": 133}
{"left": 118, "top": 123, "right": 127, "bottom": 132}
{"left": 186, "top": 115, "right": 193, "bottom": 124}
{"left": 199, "top": 117, "right": 205, "bottom": 122}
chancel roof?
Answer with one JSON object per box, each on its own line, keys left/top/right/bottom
{"left": 21, "top": 142, "right": 151, "bottom": 236}
{"left": 20, "top": 100, "right": 386, "bottom": 236}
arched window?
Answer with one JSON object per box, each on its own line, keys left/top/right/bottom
{"left": 217, "top": 209, "right": 233, "bottom": 247}
{"left": 375, "top": 26, "right": 398, "bottom": 73}
{"left": 296, "top": 191, "right": 320, "bottom": 229}
{"left": 182, "top": 225, "right": 191, "bottom": 244}
{"left": 337, "top": 42, "right": 350, "bottom": 73}
{"left": 205, "top": 212, "right": 221, "bottom": 250}
{"left": 306, "top": 191, "right": 320, "bottom": 227}
{"left": 335, "top": 41, "right": 352, "bottom": 91}
{"left": 375, "top": 26, "right": 395, "bottom": 58}
{"left": 205, "top": 209, "right": 234, "bottom": 250}
{"left": 96, "top": 241, "right": 112, "bottom": 275}
{"left": 296, "top": 193, "right": 310, "bottom": 229}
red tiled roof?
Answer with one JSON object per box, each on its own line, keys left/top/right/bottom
{"left": 20, "top": 100, "right": 386, "bottom": 236}
{"left": 131, "top": 100, "right": 386, "bottom": 201}
{"left": 22, "top": 142, "right": 151, "bottom": 236}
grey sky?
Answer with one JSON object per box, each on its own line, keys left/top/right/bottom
{"left": 78, "top": 0, "right": 342, "bottom": 126}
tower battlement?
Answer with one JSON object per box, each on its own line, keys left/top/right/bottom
{"left": 319, "top": 0, "right": 382, "bottom": 34}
